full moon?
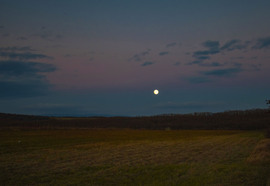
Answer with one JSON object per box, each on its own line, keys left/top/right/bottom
{"left": 153, "top": 89, "right": 159, "bottom": 95}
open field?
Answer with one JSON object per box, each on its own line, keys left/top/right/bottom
{"left": 1, "top": 129, "right": 269, "bottom": 185}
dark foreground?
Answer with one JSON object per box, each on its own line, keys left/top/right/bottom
{"left": 0, "top": 129, "right": 270, "bottom": 185}
{"left": 0, "top": 109, "right": 269, "bottom": 185}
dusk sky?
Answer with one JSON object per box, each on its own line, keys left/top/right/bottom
{"left": 1, "top": 0, "right": 270, "bottom": 116}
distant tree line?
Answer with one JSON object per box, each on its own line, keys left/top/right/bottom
{"left": 0, "top": 109, "right": 270, "bottom": 131}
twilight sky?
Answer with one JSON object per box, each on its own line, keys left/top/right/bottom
{"left": 1, "top": 0, "right": 270, "bottom": 116}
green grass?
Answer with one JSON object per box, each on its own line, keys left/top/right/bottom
{"left": 0, "top": 129, "right": 269, "bottom": 185}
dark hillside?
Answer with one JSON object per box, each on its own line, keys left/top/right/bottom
{"left": 0, "top": 109, "right": 269, "bottom": 130}
{"left": 0, "top": 113, "right": 49, "bottom": 121}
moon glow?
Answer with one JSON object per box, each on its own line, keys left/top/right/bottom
{"left": 153, "top": 89, "right": 159, "bottom": 95}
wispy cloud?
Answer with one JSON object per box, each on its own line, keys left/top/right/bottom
{"left": 203, "top": 62, "right": 223, "bottom": 67}
{"left": 203, "top": 40, "right": 220, "bottom": 50}
{"left": 192, "top": 39, "right": 251, "bottom": 60}
{"left": 129, "top": 49, "right": 151, "bottom": 62}
{"left": 201, "top": 67, "right": 242, "bottom": 77}
{"left": 159, "top": 51, "right": 169, "bottom": 56}
{"left": 220, "top": 39, "right": 249, "bottom": 51}
{"left": 0, "top": 46, "right": 52, "bottom": 61}
{"left": 141, "top": 49, "right": 151, "bottom": 56}
{"left": 129, "top": 54, "right": 141, "bottom": 62}
{"left": 0, "top": 60, "right": 57, "bottom": 98}
{"left": 0, "top": 46, "right": 35, "bottom": 52}
{"left": 196, "top": 56, "right": 210, "bottom": 60}
{"left": 188, "top": 38, "right": 252, "bottom": 67}
{"left": 174, "top": 62, "right": 181, "bottom": 66}
{"left": 141, "top": 61, "right": 154, "bottom": 67}
{"left": 252, "top": 36, "right": 270, "bottom": 49}
{"left": 0, "top": 52, "right": 53, "bottom": 60}
{"left": 185, "top": 76, "right": 211, "bottom": 84}
{"left": 32, "top": 28, "right": 64, "bottom": 41}
{"left": 187, "top": 61, "right": 223, "bottom": 67}
{"left": 220, "top": 39, "right": 239, "bottom": 50}
{"left": 0, "top": 60, "right": 56, "bottom": 78}
{"left": 187, "top": 60, "right": 203, "bottom": 65}
{"left": 192, "top": 40, "right": 220, "bottom": 61}
{"left": 155, "top": 101, "right": 220, "bottom": 109}
{"left": 166, "top": 42, "right": 177, "bottom": 48}
{"left": 185, "top": 60, "right": 243, "bottom": 84}
{"left": 250, "top": 64, "right": 261, "bottom": 71}
{"left": 193, "top": 50, "right": 219, "bottom": 56}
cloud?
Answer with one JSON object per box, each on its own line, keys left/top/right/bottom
{"left": 193, "top": 49, "right": 219, "bottom": 56}
{"left": 193, "top": 39, "right": 251, "bottom": 60}
{"left": 203, "top": 40, "right": 220, "bottom": 50}
{"left": 0, "top": 60, "right": 56, "bottom": 78}
{"left": 141, "top": 49, "right": 151, "bottom": 56}
{"left": 252, "top": 36, "right": 270, "bottom": 49}
{"left": 190, "top": 39, "right": 252, "bottom": 68}
{"left": 201, "top": 67, "right": 242, "bottom": 77}
{"left": 0, "top": 26, "right": 4, "bottom": 29}
{"left": 196, "top": 56, "right": 210, "bottom": 60}
{"left": 220, "top": 39, "right": 238, "bottom": 50}
{"left": 0, "top": 52, "right": 53, "bottom": 60}
{"left": 185, "top": 76, "right": 211, "bottom": 84}
{"left": 129, "top": 54, "right": 141, "bottom": 62}
{"left": 141, "top": 61, "right": 154, "bottom": 67}
{"left": 185, "top": 66, "right": 242, "bottom": 84}
{"left": 174, "top": 62, "right": 181, "bottom": 66}
{"left": 187, "top": 60, "right": 203, "bottom": 65}
{"left": 166, "top": 42, "right": 177, "bottom": 48}
{"left": 0, "top": 47, "right": 53, "bottom": 60}
{"left": 129, "top": 49, "right": 151, "bottom": 62}
{"left": 187, "top": 63, "right": 243, "bottom": 79}
{"left": 220, "top": 39, "right": 249, "bottom": 51}
{"left": 159, "top": 51, "right": 169, "bottom": 56}
{"left": 0, "top": 46, "right": 35, "bottom": 52}
{"left": 185, "top": 37, "right": 266, "bottom": 84}
{"left": 155, "top": 101, "right": 220, "bottom": 109}
{"left": 203, "top": 62, "right": 223, "bottom": 67}
{"left": 250, "top": 64, "right": 261, "bottom": 71}
{"left": 0, "top": 60, "right": 57, "bottom": 98}
{"left": 32, "top": 29, "right": 64, "bottom": 41}
{"left": 187, "top": 61, "right": 223, "bottom": 67}
{"left": 192, "top": 40, "right": 220, "bottom": 60}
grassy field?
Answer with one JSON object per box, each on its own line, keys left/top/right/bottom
{"left": 0, "top": 129, "right": 269, "bottom": 185}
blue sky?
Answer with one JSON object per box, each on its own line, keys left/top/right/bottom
{"left": 1, "top": 0, "right": 270, "bottom": 116}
